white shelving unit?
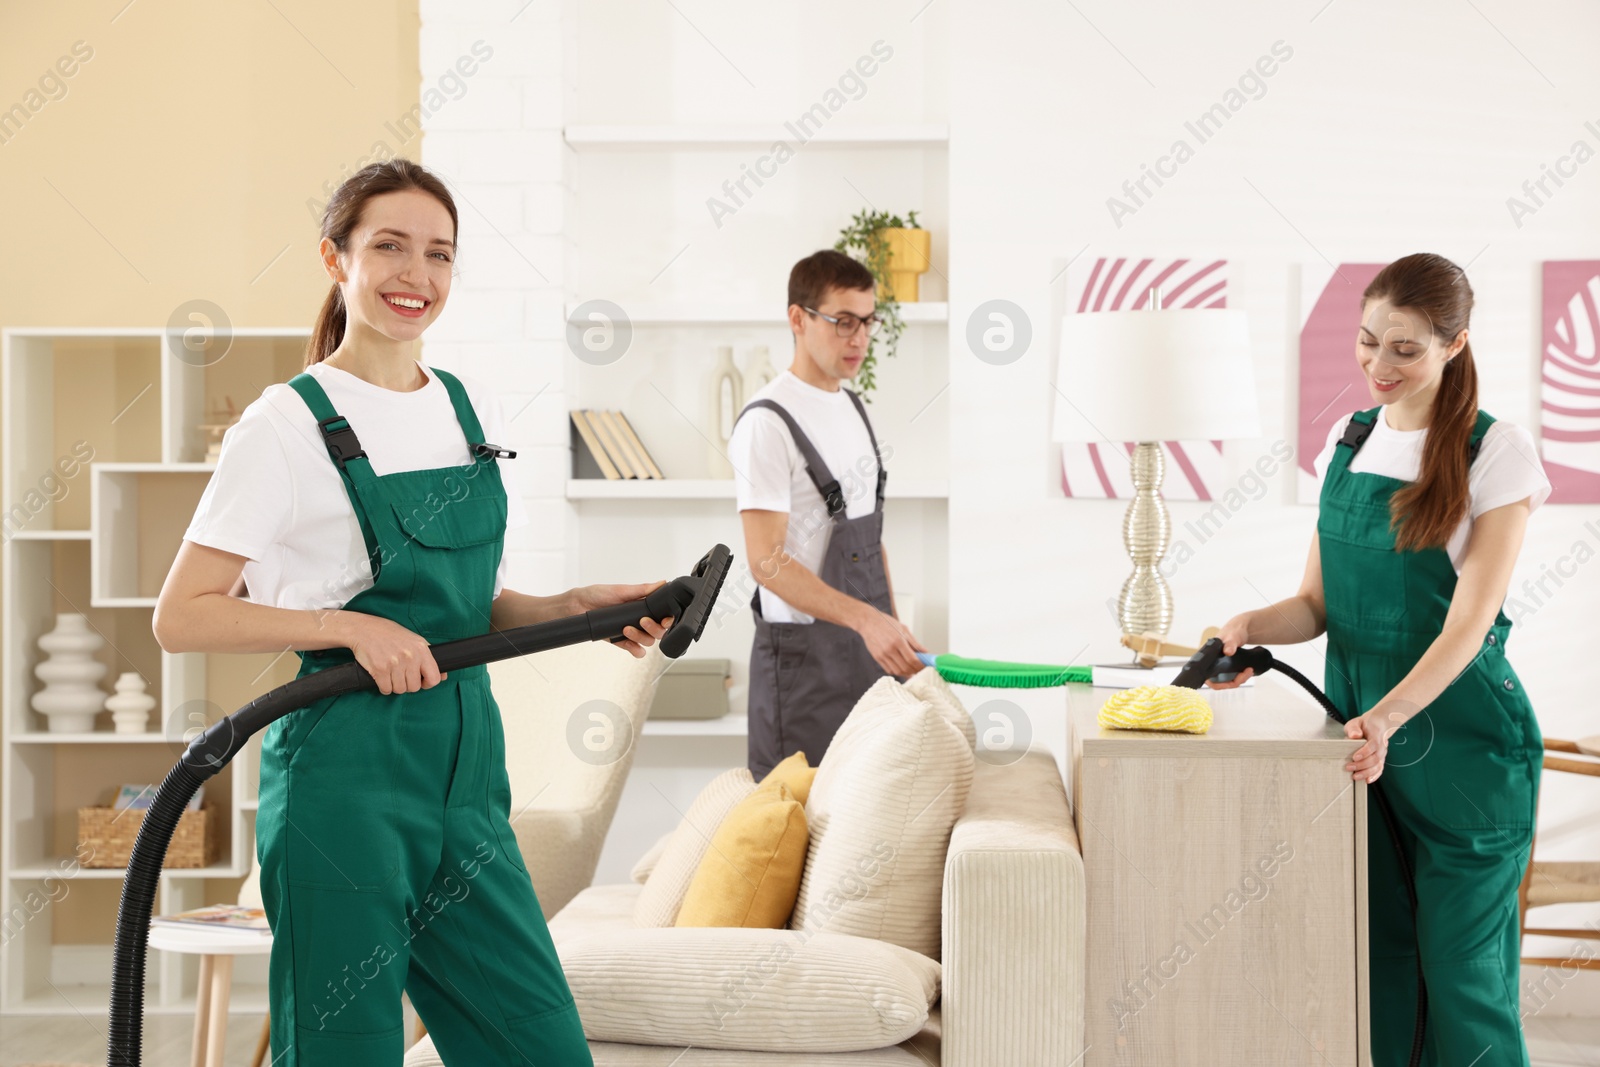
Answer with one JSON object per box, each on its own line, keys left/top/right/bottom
{"left": 641, "top": 713, "right": 747, "bottom": 737}
{"left": 563, "top": 107, "right": 953, "bottom": 744}
{"left": 0, "top": 327, "right": 300, "bottom": 1016}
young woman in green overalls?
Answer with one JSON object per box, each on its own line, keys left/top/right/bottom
{"left": 156, "top": 160, "right": 671, "bottom": 1065}
{"left": 1210, "top": 253, "right": 1547, "bottom": 1067}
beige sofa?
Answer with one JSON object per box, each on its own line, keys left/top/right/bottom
{"left": 405, "top": 745, "right": 1086, "bottom": 1065}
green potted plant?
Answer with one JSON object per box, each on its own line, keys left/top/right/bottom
{"left": 833, "top": 209, "right": 927, "bottom": 397}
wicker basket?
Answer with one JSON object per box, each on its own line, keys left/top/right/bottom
{"left": 77, "top": 802, "right": 220, "bottom": 869}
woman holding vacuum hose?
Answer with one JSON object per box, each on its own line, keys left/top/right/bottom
{"left": 154, "top": 159, "right": 664, "bottom": 1065}
{"left": 1210, "top": 253, "right": 1547, "bottom": 1067}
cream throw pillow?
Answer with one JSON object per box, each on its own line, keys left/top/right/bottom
{"left": 560, "top": 926, "right": 940, "bottom": 1052}
{"left": 791, "top": 678, "right": 974, "bottom": 958}
{"left": 904, "top": 666, "right": 978, "bottom": 749}
{"left": 629, "top": 829, "right": 674, "bottom": 885}
{"left": 633, "top": 768, "right": 755, "bottom": 927}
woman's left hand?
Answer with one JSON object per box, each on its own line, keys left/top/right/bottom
{"left": 568, "top": 582, "right": 674, "bottom": 658}
{"left": 1343, "top": 703, "right": 1408, "bottom": 784}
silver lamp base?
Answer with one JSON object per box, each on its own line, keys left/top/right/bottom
{"left": 1117, "top": 441, "right": 1173, "bottom": 637}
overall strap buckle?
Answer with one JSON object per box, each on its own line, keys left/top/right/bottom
{"left": 316, "top": 415, "right": 368, "bottom": 468}
{"left": 471, "top": 441, "right": 518, "bottom": 460}
{"left": 820, "top": 479, "right": 846, "bottom": 517}
{"left": 1337, "top": 416, "right": 1374, "bottom": 455}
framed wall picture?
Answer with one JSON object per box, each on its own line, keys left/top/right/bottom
{"left": 1297, "top": 263, "right": 1386, "bottom": 503}
{"left": 1539, "top": 260, "right": 1600, "bottom": 503}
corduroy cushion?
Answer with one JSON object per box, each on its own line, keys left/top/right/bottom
{"left": 791, "top": 677, "right": 974, "bottom": 958}
{"left": 633, "top": 768, "right": 756, "bottom": 927}
{"left": 629, "top": 830, "right": 673, "bottom": 885}
{"left": 903, "top": 666, "right": 978, "bottom": 749}
{"left": 676, "top": 781, "right": 808, "bottom": 928}
{"left": 559, "top": 926, "right": 940, "bottom": 1052}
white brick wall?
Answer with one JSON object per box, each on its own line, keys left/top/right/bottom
{"left": 420, "top": 0, "right": 576, "bottom": 595}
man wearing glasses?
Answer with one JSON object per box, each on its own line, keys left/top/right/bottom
{"left": 729, "top": 249, "right": 927, "bottom": 778}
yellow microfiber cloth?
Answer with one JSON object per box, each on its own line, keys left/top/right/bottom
{"left": 1097, "top": 684, "right": 1213, "bottom": 734}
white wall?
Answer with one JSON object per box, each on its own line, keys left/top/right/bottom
{"left": 418, "top": 0, "right": 575, "bottom": 602}
{"left": 949, "top": 0, "right": 1600, "bottom": 1016}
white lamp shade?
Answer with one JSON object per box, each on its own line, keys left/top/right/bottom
{"left": 1052, "top": 308, "right": 1261, "bottom": 443}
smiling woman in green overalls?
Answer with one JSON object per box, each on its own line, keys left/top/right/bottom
{"left": 155, "top": 159, "right": 670, "bottom": 1066}
{"left": 1210, "top": 253, "right": 1549, "bottom": 1067}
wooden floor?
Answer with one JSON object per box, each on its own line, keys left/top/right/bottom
{"left": 1, "top": 1011, "right": 273, "bottom": 1066}
{"left": 1, "top": 1012, "right": 1597, "bottom": 1065}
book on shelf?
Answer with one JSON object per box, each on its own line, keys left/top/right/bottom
{"left": 114, "top": 783, "right": 203, "bottom": 813}
{"left": 597, "top": 410, "right": 652, "bottom": 479}
{"left": 570, "top": 409, "right": 667, "bottom": 480}
{"left": 613, "top": 411, "right": 665, "bottom": 479}
{"left": 587, "top": 409, "right": 637, "bottom": 478}
{"left": 570, "top": 410, "right": 621, "bottom": 480}
{"left": 151, "top": 903, "right": 270, "bottom": 935}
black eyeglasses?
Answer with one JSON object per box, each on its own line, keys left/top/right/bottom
{"left": 803, "top": 306, "right": 883, "bottom": 338}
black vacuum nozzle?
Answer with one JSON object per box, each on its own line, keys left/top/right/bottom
{"left": 658, "top": 543, "right": 732, "bottom": 658}
{"left": 1171, "top": 636, "right": 1274, "bottom": 689}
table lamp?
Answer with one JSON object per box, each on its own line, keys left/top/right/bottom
{"left": 1052, "top": 291, "right": 1260, "bottom": 637}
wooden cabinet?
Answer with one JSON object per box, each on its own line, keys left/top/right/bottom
{"left": 1069, "top": 680, "right": 1369, "bottom": 1066}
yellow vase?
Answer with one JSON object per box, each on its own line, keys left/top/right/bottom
{"left": 876, "top": 227, "right": 931, "bottom": 302}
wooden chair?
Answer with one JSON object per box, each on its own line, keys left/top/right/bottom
{"left": 1517, "top": 736, "right": 1600, "bottom": 971}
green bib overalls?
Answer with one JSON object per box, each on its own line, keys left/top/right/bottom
{"left": 255, "top": 368, "right": 593, "bottom": 1066}
{"left": 1319, "top": 407, "right": 1542, "bottom": 1067}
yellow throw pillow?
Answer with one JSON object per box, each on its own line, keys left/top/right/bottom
{"left": 758, "top": 750, "right": 818, "bottom": 806}
{"left": 676, "top": 782, "right": 808, "bottom": 929}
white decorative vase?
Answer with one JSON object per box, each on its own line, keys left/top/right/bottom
{"left": 706, "top": 345, "right": 744, "bottom": 479}
{"left": 31, "top": 612, "right": 108, "bottom": 733}
{"left": 742, "top": 344, "right": 777, "bottom": 393}
{"left": 106, "top": 672, "right": 157, "bottom": 734}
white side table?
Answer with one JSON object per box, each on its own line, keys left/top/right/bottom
{"left": 147, "top": 923, "right": 273, "bottom": 1067}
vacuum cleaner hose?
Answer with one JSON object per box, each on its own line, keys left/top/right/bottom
{"left": 1173, "top": 638, "right": 1428, "bottom": 1067}
{"left": 106, "top": 544, "right": 732, "bottom": 1067}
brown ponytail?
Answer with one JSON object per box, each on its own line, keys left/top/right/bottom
{"left": 306, "top": 158, "right": 459, "bottom": 367}
{"left": 1362, "top": 253, "right": 1479, "bottom": 551}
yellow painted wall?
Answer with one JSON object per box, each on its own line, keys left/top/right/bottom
{"left": 0, "top": 1, "right": 421, "bottom": 945}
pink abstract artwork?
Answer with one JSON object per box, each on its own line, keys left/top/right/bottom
{"left": 1297, "top": 263, "right": 1386, "bottom": 503}
{"left": 1540, "top": 261, "right": 1600, "bottom": 503}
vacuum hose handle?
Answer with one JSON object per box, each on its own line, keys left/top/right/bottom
{"left": 180, "top": 544, "right": 735, "bottom": 783}
{"left": 1170, "top": 636, "right": 1275, "bottom": 689}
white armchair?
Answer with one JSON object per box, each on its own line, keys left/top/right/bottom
{"left": 491, "top": 640, "right": 663, "bottom": 918}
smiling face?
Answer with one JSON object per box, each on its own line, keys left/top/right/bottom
{"left": 321, "top": 188, "right": 455, "bottom": 342}
{"left": 795, "top": 284, "right": 877, "bottom": 382}
{"left": 1356, "top": 297, "right": 1465, "bottom": 408}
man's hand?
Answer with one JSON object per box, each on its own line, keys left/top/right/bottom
{"left": 568, "top": 581, "right": 674, "bottom": 659}
{"left": 855, "top": 607, "right": 927, "bottom": 677}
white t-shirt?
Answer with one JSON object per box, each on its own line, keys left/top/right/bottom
{"left": 727, "top": 370, "right": 882, "bottom": 624}
{"left": 183, "top": 358, "right": 529, "bottom": 612}
{"left": 1313, "top": 407, "right": 1550, "bottom": 573}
